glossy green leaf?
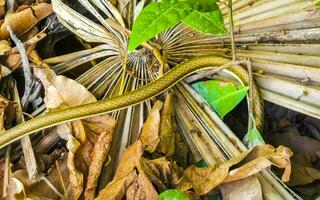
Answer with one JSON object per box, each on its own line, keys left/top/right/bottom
{"left": 182, "top": 9, "right": 226, "bottom": 35}
{"left": 157, "top": 189, "right": 189, "bottom": 200}
{"left": 128, "top": 2, "right": 193, "bottom": 51}
{"left": 162, "top": 0, "right": 220, "bottom": 12}
{"left": 192, "top": 80, "right": 249, "bottom": 119}
{"left": 245, "top": 127, "right": 265, "bottom": 144}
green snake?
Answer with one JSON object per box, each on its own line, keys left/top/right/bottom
{"left": 0, "top": 56, "right": 263, "bottom": 149}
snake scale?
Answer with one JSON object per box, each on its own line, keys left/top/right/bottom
{"left": 0, "top": 56, "right": 263, "bottom": 149}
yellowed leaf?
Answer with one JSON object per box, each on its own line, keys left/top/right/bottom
{"left": 114, "top": 140, "right": 144, "bottom": 180}
{"left": 157, "top": 93, "right": 175, "bottom": 156}
{"left": 140, "top": 101, "right": 163, "bottom": 153}
{"left": 96, "top": 170, "right": 137, "bottom": 200}
{"left": 126, "top": 173, "right": 158, "bottom": 200}
{"left": 137, "top": 157, "right": 184, "bottom": 192}
{"left": 178, "top": 145, "right": 293, "bottom": 195}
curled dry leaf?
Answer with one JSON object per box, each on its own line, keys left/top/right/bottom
{"left": 269, "top": 128, "right": 320, "bottom": 160}
{"left": 96, "top": 170, "right": 137, "bottom": 200}
{"left": 137, "top": 157, "right": 183, "bottom": 192}
{"left": 178, "top": 145, "right": 293, "bottom": 195}
{"left": 84, "top": 115, "right": 116, "bottom": 200}
{"left": 287, "top": 154, "right": 320, "bottom": 186}
{"left": 140, "top": 100, "right": 163, "bottom": 153}
{"left": 97, "top": 140, "right": 143, "bottom": 199}
{"left": 0, "top": 3, "right": 53, "bottom": 40}
{"left": 35, "top": 67, "right": 115, "bottom": 199}
{"left": 220, "top": 176, "right": 263, "bottom": 200}
{"left": 157, "top": 93, "right": 175, "bottom": 156}
{"left": 113, "top": 140, "right": 144, "bottom": 180}
{"left": 126, "top": 173, "right": 158, "bottom": 200}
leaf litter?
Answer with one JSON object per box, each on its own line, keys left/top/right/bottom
{"left": 0, "top": 0, "right": 319, "bottom": 200}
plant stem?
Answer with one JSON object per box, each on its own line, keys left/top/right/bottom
{"left": 228, "top": 0, "right": 236, "bottom": 61}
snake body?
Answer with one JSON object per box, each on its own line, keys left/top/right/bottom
{"left": 0, "top": 56, "right": 263, "bottom": 148}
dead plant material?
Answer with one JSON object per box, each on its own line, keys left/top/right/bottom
{"left": 178, "top": 145, "right": 293, "bottom": 195}
{"left": 139, "top": 101, "right": 163, "bottom": 153}
{"left": 0, "top": 3, "right": 52, "bottom": 40}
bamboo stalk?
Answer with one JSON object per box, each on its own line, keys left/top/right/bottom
{"left": 228, "top": 1, "right": 309, "bottom": 27}
{"left": 261, "top": 89, "right": 320, "bottom": 120}
{"left": 251, "top": 59, "right": 320, "bottom": 83}
{"left": 234, "top": 9, "right": 320, "bottom": 34}
{"left": 236, "top": 50, "right": 320, "bottom": 68}
{"left": 254, "top": 73, "right": 320, "bottom": 108}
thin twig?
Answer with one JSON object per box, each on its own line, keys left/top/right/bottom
{"left": 55, "top": 160, "right": 67, "bottom": 199}
{"left": 42, "top": 176, "right": 65, "bottom": 199}
{"left": 245, "top": 58, "right": 254, "bottom": 118}
{"left": 228, "top": 0, "right": 236, "bottom": 61}
{"left": 7, "top": 25, "right": 34, "bottom": 110}
{"left": 3, "top": 145, "right": 11, "bottom": 198}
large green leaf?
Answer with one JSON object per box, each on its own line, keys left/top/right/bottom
{"left": 157, "top": 189, "right": 189, "bottom": 200}
{"left": 182, "top": 9, "right": 226, "bottom": 35}
{"left": 192, "top": 80, "right": 249, "bottom": 119}
{"left": 128, "top": 2, "right": 193, "bottom": 51}
{"left": 162, "top": 0, "right": 220, "bottom": 12}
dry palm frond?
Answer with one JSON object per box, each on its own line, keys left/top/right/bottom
{"left": 18, "top": 0, "right": 320, "bottom": 199}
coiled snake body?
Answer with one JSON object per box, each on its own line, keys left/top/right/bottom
{"left": 0, "top": 56, "right": 263, "bottom": 149}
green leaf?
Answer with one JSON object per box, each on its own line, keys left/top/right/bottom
{"left": 128, "top": 2, "right": 193, "bottom": 51}
{"left": 161, "top": 0, "right": 220, "bottom": 12}
{"left": 182, "top": 9, "right": 226, "bottom": 35}
{"left": 245, "top": 127, "right": 265, "bottom": 147}
{"left": 192, "top": 80, "right": 249, "bottom": 119}
{"left": 157, "top": 189, "right": 189, "bottom": 200}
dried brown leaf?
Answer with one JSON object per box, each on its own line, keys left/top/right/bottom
{"left": 178, "top": 145, "right": 293, "bottom": 195}
{"left": 84, "top": 115, "right": 116, "bottom": 200}
{"left": 0, "top": 95, "right": 9, "bottom": 131}
{"left": 113, "top": 140, "right": 144, "bottom": 180}
{"left": 157, "top": 93, "right": 175, "bottom": 156}
{"left": 35, "top": 68, "right": 115, "bottom": 199}
{"left": 287, "top": 154, "right": 320, "bottom": 186}
{"left": 0, "top": 3, "right": 53, "bottom": 39}
{"left": 137, "top": 157, "right": 184, "bottom": 192}
{"left": 12, "top": 155, "right": 69, "bottom": 199}
{"left": 96, "top": 170, "right": 137, "bottom": 200}
{"left": 34, "top": 67, "right": 96, "bottom": 110}
{"left": 269, "top": 129, "right": 320, "bottom": 159}
{"left": 140, "top": 101, "right": 163, "bottom": 153}
{"left": 126, "top": 173, "right": 158, "bottom": 200}
{"left": 220, "top": 176, "right": 262, "bottom": 200}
